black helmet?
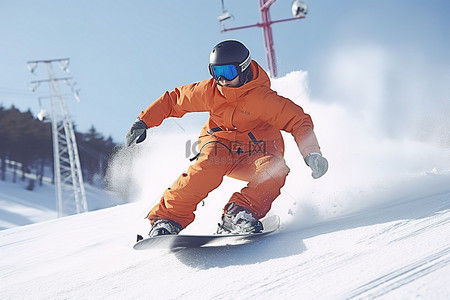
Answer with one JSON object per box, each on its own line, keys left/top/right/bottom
{"left": 209, "top": 40, "right": 253, "bottom": 86}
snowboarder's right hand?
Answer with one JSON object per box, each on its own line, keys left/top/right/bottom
{"left": 126, "top": 118, "right": 148, "bottom": 146}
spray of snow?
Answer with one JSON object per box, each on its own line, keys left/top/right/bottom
{"left": 320, "top": 43, "right": 450, "bottom": 146}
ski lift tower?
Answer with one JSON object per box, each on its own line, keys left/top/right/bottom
{"left": 27, "top": 58, "right": 88, "bottom": 217}
{"left": 218, "top": 0, "right": 308, "bottom": 78}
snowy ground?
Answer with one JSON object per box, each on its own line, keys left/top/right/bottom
{"left": 0, "top": 171, "right": 124, "bottom": 231}
{"left": 1, "top": 175, "right": 449, "bottom": 299}
{"left": 1, "top": 71, "right": 449, "bottom": 299}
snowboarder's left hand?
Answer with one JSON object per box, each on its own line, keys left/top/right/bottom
{"left": 126, "top": 118, "right": 148, "bottom": 146}
{"left": 304, "top": 152, "right": 328, "bottom": 179}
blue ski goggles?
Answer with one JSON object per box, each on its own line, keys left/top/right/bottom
{"left": 209, "top": 64, "right": 239, "bottom": 81}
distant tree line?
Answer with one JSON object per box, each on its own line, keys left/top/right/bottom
{"left": 77, "top": 126, "right": 116, "bottom": 186}
{"left": 0, "top": 105, "right": 116, "bottom": 187}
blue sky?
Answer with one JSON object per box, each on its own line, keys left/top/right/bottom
{"left": 1, "top": 0, "right": 449, "bottom": 143}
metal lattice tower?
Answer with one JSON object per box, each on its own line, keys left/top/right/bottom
{"left": 28, "top": 58, "right": 88, "bottom": 217}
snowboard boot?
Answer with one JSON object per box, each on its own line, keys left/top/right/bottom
{"left": 149, "top": 219, "right": 182, "bottom": 237}
{"left": 217, "top": 203, "right": 263, "bottom": 234}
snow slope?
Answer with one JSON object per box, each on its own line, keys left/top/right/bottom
{"left": 1, "top": 175, "right": 449, "bottom": 299}
{"left": 0, "top": 173, "right": 124, "bottom": 230}
{"left": 1, "top": 71, "right": 450, "bottom": 299}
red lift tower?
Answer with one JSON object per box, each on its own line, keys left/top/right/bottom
{"left": 218, "top": 0, "right": 308, "bottom": 78}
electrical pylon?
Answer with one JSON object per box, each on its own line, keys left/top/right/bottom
{"left": 28, "top": 58, "right": 88, "bottom": 217}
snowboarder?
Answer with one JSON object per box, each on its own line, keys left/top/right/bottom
{"left": 126, "top": 40, "right": 328, "bottom": 236}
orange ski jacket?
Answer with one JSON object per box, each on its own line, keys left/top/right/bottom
{"left": 138, "top": 61, "right": 321, "bottom": 158}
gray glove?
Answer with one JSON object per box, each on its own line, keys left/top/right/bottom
{"left": 304, "top": 152, "right": 328, "bottom": 179}
{"left": 126, "top": 118, "right": 148, "bottom": 146}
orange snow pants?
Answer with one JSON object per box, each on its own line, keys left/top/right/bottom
{"left": 147, "top": 135, "right": 290, "bottom": 228}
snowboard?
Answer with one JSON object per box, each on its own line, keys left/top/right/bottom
{"left": 133, "top": 215, "right": 280, "bottom": 250}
